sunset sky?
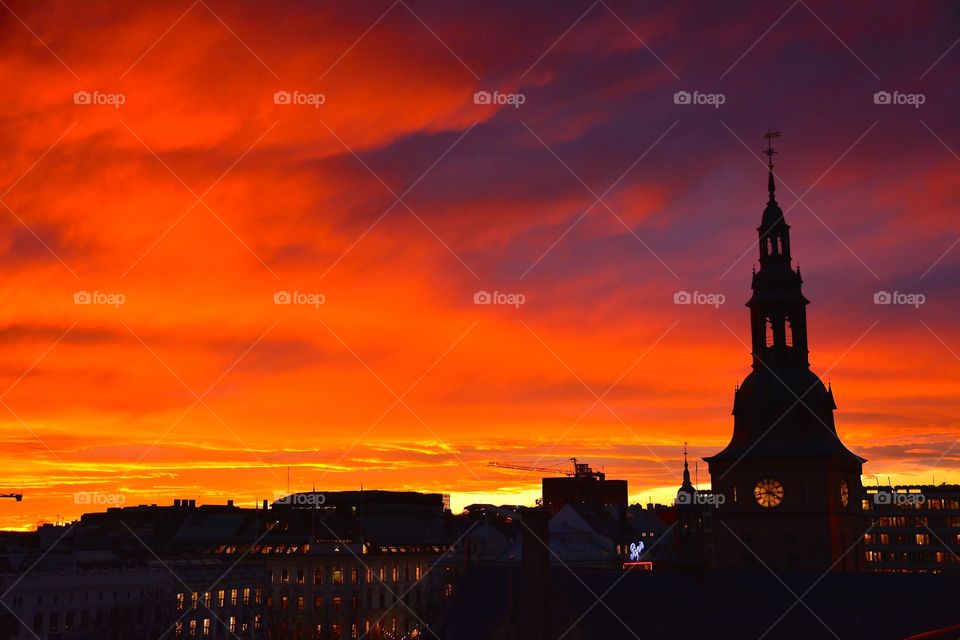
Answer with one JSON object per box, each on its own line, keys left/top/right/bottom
{"left": 0, "top": 0, "right": 957, "bottom": 529}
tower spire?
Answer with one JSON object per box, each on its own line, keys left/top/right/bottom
{"left": 680, "top": 441, "right": 694, "bottom": 492}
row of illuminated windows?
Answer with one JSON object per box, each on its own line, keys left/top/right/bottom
{"left": 175, "top": 587, "right": 262, "bottom": 611}
{"left": 867, "top": 532, "right": 960, "bottom": 546}
{"left": 174, "top": 614, "right": 262, "bottom": 638}
{"left": 875, "top": 516, "right": 960, "bottom": 528}
{"left": 217, "top": 542, "right": 446, "bottom": 556}
{"left": 864, "top": 497, "right": 960, "bottom": 511}
{"left": 271, "top": 586, "right": 424, "bottom": 613}
{"left": 273, "top": 563, "right": 425, "bottom": 586}
{"left": 275, "top": 593, "right": 357, "bottom": 612}
{"left": 865, "top": 550, "right": 958, "bottom": 564}
{"left": 277, "top": 618, "right": 410, "bottom": 640}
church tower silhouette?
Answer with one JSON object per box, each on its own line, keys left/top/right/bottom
{"left": 704, "top": 133, "right": 866, "bottom": 571}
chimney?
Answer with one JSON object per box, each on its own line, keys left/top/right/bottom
{"left": 521, "top": 508, "right": 551, "bottom": 640}
{"left": 189, "top": 499, "right": 196, "bottom": 508}
{"left": 173, "top": 499, "right": 181, "bottom": 507}
{"left": 227, "top": 500, "right": 234, "bottom": 507}
{"left": 262, "top": 499, "right": 269, "bottom": 510}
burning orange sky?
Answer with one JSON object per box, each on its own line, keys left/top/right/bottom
{"left": 0, "top": 0, "right": 957, "bottom": 529}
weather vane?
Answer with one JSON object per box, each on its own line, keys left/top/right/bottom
{"left": 764, "top": 130, "right": 782, "bottom": 170}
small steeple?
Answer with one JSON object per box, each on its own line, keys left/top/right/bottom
{"left": 678, "top": 442, "right": 696, "bottom": 500}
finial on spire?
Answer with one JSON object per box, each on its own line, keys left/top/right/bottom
{"left": 680, "top": 442, "right": 693, "bottom": 490}
{"left": 764, "top": 130, "right": 781, "bottom": 170}
{"left": 764, "top": 130, "right": 781, "bottom": 201}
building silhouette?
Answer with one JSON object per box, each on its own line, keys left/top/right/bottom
{"left": 704, "top": 139, "right": 867, "bottom": 571}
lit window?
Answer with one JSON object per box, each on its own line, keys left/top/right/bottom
{"left": 333, "top": 568, "right": 344, "bottom": 585}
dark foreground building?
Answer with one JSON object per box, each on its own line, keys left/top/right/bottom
{"left": 0, "top": 491, "right": 455, "bottom": 640}
{"left": 437, "top": 564, "right": 960, "bottom": 640}
{"left": 864, "top": 484, "right": 960, "bottom": 573}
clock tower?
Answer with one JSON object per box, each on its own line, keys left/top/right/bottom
{"left": 704, "top": 133, "right": 866, "bottom": 571}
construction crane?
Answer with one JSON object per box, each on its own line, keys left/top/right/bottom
{"left": 1, "top": 493, "right": 23, "bottom": 502}
{"left": 488, "top": 461, "right": 572, "bottom": 476}
{"left": 488, "top": 457, "right": 605, "bottom": 481}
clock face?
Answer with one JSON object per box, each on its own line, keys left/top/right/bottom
{"left": 754, "top": 478, "right": 784, "bottom": 507}
{"left": 840, "top": 479, "right": 849, "bottom": 507}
